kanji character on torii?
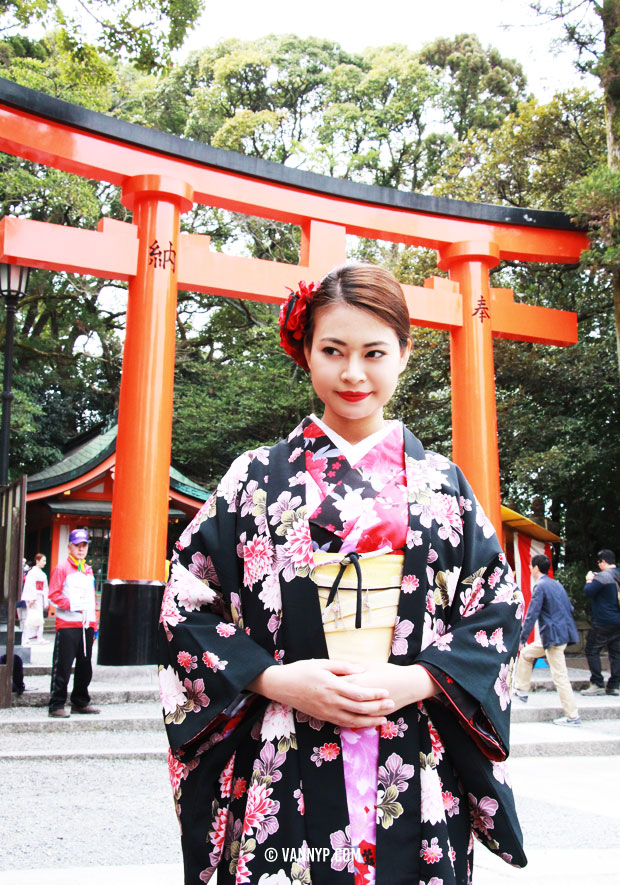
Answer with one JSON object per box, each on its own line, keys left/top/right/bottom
{"left": 0, "top": 80, "right": 588, "bottom": 663}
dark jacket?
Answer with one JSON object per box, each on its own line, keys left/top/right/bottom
{"left": 521, "top": 574, "right": 579, "bottom": 648}
{"left": 584, "top": 567, "right": 620, "bottom": 627}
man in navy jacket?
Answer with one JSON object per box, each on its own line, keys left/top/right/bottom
{"left": 514, "top": 554, "right": 581, "bottom": 725}
{"left": 582, "top": 549, "right": 620, "bottom": 696}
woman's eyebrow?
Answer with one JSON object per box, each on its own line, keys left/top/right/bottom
{"left": 318, "top": 337, "right": 389, "bottom": 347}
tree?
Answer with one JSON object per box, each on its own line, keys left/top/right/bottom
{"left": 531, "top": 0, "right": 620, "bottom": 374}
{"left": 172, "top": 300, "right": 315, "bottom": 487}
{"left": 432, "top": 90, "right": 605, "bottom": 208}
{"left": 0, "top": 0, "right": 204, "bottom": 70}
{"left": 0, "top": 34, "right": 131, "bottom": 476}
{"left": 418, "top": 33, "right": 528, "bottom": 142}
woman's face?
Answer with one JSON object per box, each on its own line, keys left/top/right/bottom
{"left": 304, "top": 302, "right": 410, "bottom": 442}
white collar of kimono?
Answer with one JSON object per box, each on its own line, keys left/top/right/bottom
{"left": 309, "top": 414, "right": 400, "bottom": 466}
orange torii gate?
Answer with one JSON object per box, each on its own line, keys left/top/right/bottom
{"left": 0, "top": 79, "right": 588, "bottom": 663}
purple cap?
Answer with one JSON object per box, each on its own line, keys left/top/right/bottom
{"left": 69, "top": 528, "right": 89, "bottom": 545}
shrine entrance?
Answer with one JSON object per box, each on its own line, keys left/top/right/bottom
{"left": 0, "top": 78, "right": 588, "bottom": 663}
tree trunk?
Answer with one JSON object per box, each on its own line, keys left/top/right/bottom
{"left": 601, "top": 1, "right": 620, "bottom": 376}
{"left": 613, "top": 267, "right": 620, "bottom": 375}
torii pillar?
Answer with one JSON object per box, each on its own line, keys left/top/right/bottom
{"left": 440, "top": 240, "right": 503, "bottom": 531}
{"left": 97, "top": 175, "right": 193, "bottom": 665}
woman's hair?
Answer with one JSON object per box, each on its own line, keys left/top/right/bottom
{"left": 34, "top": 553, "right": 45, "bottom": 564}
{"left": 304, "top": 264, "right": 411, "bottom": 351}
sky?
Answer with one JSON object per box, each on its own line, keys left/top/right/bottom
{"left": 183, "top": 0, "right": 598, "bottom": 99}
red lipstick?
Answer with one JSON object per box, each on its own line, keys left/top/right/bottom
{"left": 337, "top": 391, "right": 371, "bottom": 402}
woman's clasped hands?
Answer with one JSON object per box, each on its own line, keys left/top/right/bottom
{"left": 248, "top": 658, "right": 439, "bottom": 728}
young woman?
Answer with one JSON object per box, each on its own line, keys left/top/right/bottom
{"left": 22, "top": 553, "right": 49, "bottom": 645}
{"left": 159, "top": 264, "right": 526, "bottom": 885}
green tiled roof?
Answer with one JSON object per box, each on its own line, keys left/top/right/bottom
{"left": 169, "top": 466, "right": 210, "bottom": 502}
{"left": 27, "top": 424, "right": 209, "bottom": 502}
{"left": 48, "top": 501, "right": 188, "bottom": 518}
{"left": 27, "top": 425, "right": 118, "bottom": 491}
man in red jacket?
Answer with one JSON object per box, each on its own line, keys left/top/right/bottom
{"left": 48, "top": 528, "right": 100, "bottom": 718}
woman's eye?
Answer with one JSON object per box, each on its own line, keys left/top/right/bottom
{"left": 366, "top": 350, "right": 386, "bottom": 359}
{"left": 322, "top": 346, "right": 341, "bottom": 356}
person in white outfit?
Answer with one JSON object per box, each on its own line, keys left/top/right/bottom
{"left": 21, "top": 553, "right": 49, "bottom": 645}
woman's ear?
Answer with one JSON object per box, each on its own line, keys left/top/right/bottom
{"left": 399, "top": 338, "right": 412, "bottom": 374}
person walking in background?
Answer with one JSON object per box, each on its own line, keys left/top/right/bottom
{"left": 582, "top": 549, "right": 620, "bottom": 697}
{"left": 21, "top": 553, "right": 49, "bottom": 645}
{"left": 514, "top": 554, "right": 581, "bottom": 726}
{"left": 48, "top": 528, "right": 100, "bottom": 718}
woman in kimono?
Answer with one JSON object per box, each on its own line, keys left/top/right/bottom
{"left": 159, "top": 264, "right": 527, "bottom": 885}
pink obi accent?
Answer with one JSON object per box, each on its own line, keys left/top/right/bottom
{"left": 340, "top": 725, "right": 380, "bottom": 867}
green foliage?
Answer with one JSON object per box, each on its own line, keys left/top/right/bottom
{"left": 0, "top": 0, "right": 204, "bottom": 71}
{"left": 570, "top": 163, "right": 620, "bottom": 265}
{"left": 487, "top": 253, "right": 619, "bottom": 563}
{"left": 530, "top": 1, "right": 620, "bottom": 375}
{"left": 418, "top": 33, "right": 528, "bottom": 141}
{"left": 138, "top": 34, "right": 527, "bottom": 192}
{"left": 171, "top": 301, "right": 316, "bottom": 487}
{"left": 178, "top": 36, "right": 361, "bottom": 163}
{"left": 554, "top": 560, "right": 591, "bottom": 617}
{"left": 433, "top": 90, "right": 605, "bottom": 208}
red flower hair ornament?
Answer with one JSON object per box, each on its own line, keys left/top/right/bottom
{"left": 278, "top": 280, "right": 318, "bottom": 370}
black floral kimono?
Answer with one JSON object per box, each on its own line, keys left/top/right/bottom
{"left": 158, "top": 417, "right": 527, "bottom": 885}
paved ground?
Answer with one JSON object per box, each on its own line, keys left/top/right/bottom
{"left": 0, "top": 641, "right": 617, "bottom": 884}
{"left": 2, "top": 753, "right": 618, "bottom": 883}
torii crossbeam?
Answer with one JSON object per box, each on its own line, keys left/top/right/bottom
{"left": 0, "top": 79, "right": 588, "bottom": 663}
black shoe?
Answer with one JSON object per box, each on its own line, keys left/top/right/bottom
{"left": 606, "top": 688, "right": 619, "bottom": 697}
{"left": 70, "top": 704, "right": 101, "bottom": 714}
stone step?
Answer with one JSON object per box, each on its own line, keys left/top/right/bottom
{"left": 1, "top": 728, "right": 167, "bottom": 760}
{"left": 23, "top": 664, "right": 66, "bottom": 676}
{"left": 2, "top": 748, "right": 167, "bottom": 761}
{"left": 565, "top": 652, "right": 609, "bottom": 669}
{"left": 1, "top": 643, "right": 31, "bottom": 663}
{"left": 14, "top": 686, "right": 159, "bottom": 706}
{"left": 22, "top": 663, "right": 159, "bottom": 683}
{"left": 1, "top": 697, "right": 619, "bottom": 761}
{"left": 11, "top": 664, "right": 160, "bottom": 707}
{"left": 517, "top": 663, "right": 613, "bottom": 692}
{"left": 3, "top": 719, "right": 618, "bottom": 759}
{"left": 0, "top": 702, "right": 167, "bottom": 760}
{"left": 510, "top": 690, "right": 620, "bottom": 719}
{"left": 0, "top": 703, "right": 162, "bottom": 733}
{"left": 510, "top": 718, "right": 620, "bottom": 756}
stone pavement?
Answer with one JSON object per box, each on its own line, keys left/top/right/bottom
{"left": 0, "top": 640, "right": 618, "bottom": 884}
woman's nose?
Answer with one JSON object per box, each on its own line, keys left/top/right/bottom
{"left": 341, "top": 357, "right": 366, "bottom": 384}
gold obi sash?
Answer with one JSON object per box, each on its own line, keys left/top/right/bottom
{"left": 311, "top": 550, "right": 404, "bottom": 665}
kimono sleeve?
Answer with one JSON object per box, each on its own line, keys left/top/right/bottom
{"left": 157, "top": 452, "right": 278, "bottom": 762}
{"left": 415, "top": 466, "right": 523, "bottom": 761}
